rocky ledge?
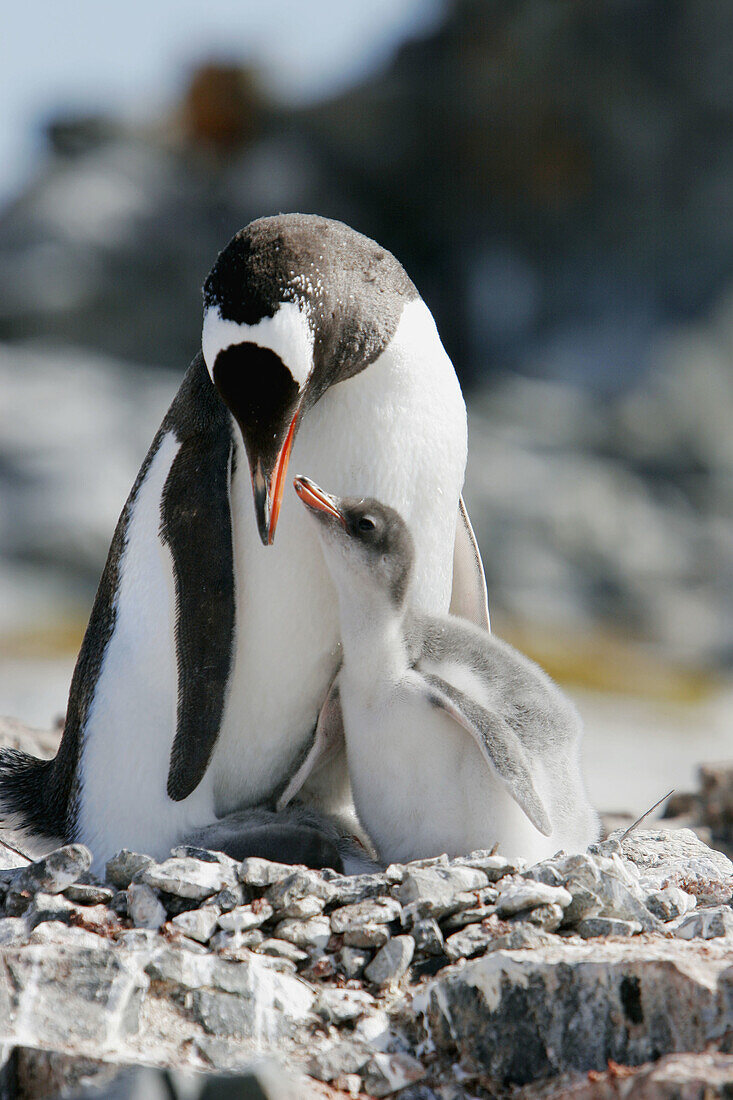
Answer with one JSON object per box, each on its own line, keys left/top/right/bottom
{"left": 0, "top": 825, "right": 731, "bottom": 1099}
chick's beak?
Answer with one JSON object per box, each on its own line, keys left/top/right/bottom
{"left": 293, "top": 475, "right": 346, "bottom": 525}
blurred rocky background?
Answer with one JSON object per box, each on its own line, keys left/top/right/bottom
{"left": 1, "top": 0, "right": 732, "bottom": 816}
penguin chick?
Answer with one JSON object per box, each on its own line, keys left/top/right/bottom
{"left": 292, "top": 475, "right": 600, "bottom": 865}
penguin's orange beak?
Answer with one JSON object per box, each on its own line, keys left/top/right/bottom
{"left": 293, "top": 475, "right": 345, "bottom": 525}
{"left": 252, "top": 410, "right": 299, "bottom": 546}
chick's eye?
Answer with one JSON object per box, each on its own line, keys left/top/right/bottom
{"left": 358, "top": 516, "right": 376, "bottom": 533}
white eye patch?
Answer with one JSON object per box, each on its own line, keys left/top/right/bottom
{"left": 202, "top": 300, "right": 314, "bottom": 387}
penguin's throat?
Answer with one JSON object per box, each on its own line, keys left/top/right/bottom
{"left": 335, "top": 587, "right": 409, "bottom": 684}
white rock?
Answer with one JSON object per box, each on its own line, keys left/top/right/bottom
{"left": 127, "top": 883, "right": 166, "bottom": 930}
{"left": 496, "top": 882, "right": 572, "bottom": 916}
{"left": 169, "top": 908, "right": 219, "bottom": 943}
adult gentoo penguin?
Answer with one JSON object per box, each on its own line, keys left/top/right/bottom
{"left": 0, "top": 214, "right": 489, "bottom": 868}
{"left": 291, "top": 476, "right": 598, "bottom": 864}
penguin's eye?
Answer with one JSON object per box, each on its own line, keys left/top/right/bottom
{"left": 358, "top": 516, "right": 376, "bottom": 533}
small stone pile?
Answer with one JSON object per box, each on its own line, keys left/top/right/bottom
{"left": 0, "top": 827, "right": 732, "bottom": 1098}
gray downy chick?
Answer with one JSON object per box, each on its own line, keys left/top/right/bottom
{"left": 289, "top": 475, "right": 600, "bottom": 865}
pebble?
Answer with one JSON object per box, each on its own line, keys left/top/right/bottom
{"left": 322, "top": 872, "right": 394, "bottom": 906}
{"left": 452, "top": 851, "right": 518, "bottom": 880}
{"left": 209, "top": 928, "right": 264, "bottom": 952}
{"left": 441, "top": 903, "right": 497, "bottom": 932}
{"left": 363, "top": 1052, "right": 426, "bottom": 1098}
{"left": 444, "top": 923, "right": 496, "bottom": 961}
{"left": 364, "top": 934, "right": 415, "bottom": 987}
{"left": 343, "top": 922, "right": 391, "bottom": 949}
{"left": 216, "top": 900, "right": 274, "bottom": 933}
{"left": 27, "top": 892, "right": 77, "bottom": 927}
{"left": 673, "top": 906, "right": 733, "bottom": 940}
{"left": 169, "top": 908, "right": 220, "bottom": 943}
{"left": 105, "top": 850, "right": 154, "bottom": 889}
{"left": 257, "top": 938, "right": 309, "bottom": 965}
{"left": 273, "top": 915, "right": 332, "bottom": 950}
{"left": 522, "top": 902, "right": 566, "bottom": 932}
{"left": 208, "top": 884, "right": 249, "bottom": 911}
{"left": 141, "top": 857, "right": 235, "bottom": 901}
{"left": 63, "top": 883, "right": 115, "bottom": 906}
{"left": 315, "top": 987, "right": 376, "bottom": 1025}
{"left": 330, "top": 897, "right": 402, "bottom": 935}
{"left": 266, "top": 870, "right": 337, "bottom": 911}
{"left": 337, "top": 945, "right": 372, "bottom": 978}
{"left": 645, "top": 886, "right": 697, "bottom": 921}
{"left": 13, "top": 845, "right": 92, "bottom": 895}
{"left": 309, "top": 1041, "right": 371, "bottom": 1082}
{"left": 127, "top": 883, "right": 167, "bottom": 930}
{"left": 238, "top": 857, "right": 298, "bottom": 888}
{"left": 576, "top": 917, "right": 642, "bottom": 938}
{"left": 412, "top": 918, "right": 445, "bottom": 956}
{"left": 279, "top": 894, "right": 325, "bottom": 919}
{"left": 496, "top": 882, "right": 572, "bottom": 917}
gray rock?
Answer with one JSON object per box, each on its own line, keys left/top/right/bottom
{"left": 645, "top": 885, "right": 697, "bottom": 921}
{"left": 1, "top": 941, "right": 147, "bottom": 1048}
{"left": 451, "top": 851, "right": 518, "bottom": 880}
{"left": 278, "top": 895, "right": 325, "bottom": 919}
{"left": 257, "top": 938, "right": 310, "bottom": 965}
{"left": 521, "top": 902, "right": 566, "bottom": 932}
{"left": 141, "top": 857, "right": 235, "bottom": 901}
{"left": 127, "top": 883, "right": 166, "bottom": 930}
{"left": 169, "top": 907, "right": 220, "bottom": 943}
{"left": 314, "top": 987, "right": 375, "bottom": 1025}
{"left": 105, "top": 850, "right": 153, "bottom": 889}
{"left": 673, "top": 906, "right": 733, "bottom": 940}
{"left": 616, "top": 827, "right": 733, "bottom": 905}
{"left": 25, "top": 890, "right": 75, "bottom": 922}
{"left": 0, "top": 916, "right": 29, "bottom": 945}
{"left": 209, "top": 928, "right": 264, "bottom": 952}
{"left": 562, "top": 884, "right": 603, "bottom": 925}
{"left": 216, "top": 900, "right": 274, "bottom": 933}
{"left": 63, "top": 883, "right": 115, "bottom": 906}
{"left": 337, "top": 945, "right": 372, "bottom": 977}
{"left": 412, "top": 918, "right": 445, "bottom": 956}
{"left": 266, "top": 870, "right": 336, "bottom": 911}
{"left": 330, "top": 896, "right": 402, "bottom": 934}
{"left": 273, "top": 916, "right": 332, "bottom": 950}
{"left": 444, "top": 923, "right": 496, "bottom": 961}
{"left": 362, "top": 1052, "right": 426, "bottom": 1097}
{"left": 418, "top": 939, "right": 733, "bottom": 1086}
{"left": 208, "top": 883, "right": 249, "bottom": 911}
{"left": 496, "top": 882, "right": 572, "bottom": 917}
{"left": 238, "top": 856, "right": 299, "bottom": 888}
{"left": 13, "top": 845, "right": 92, "bottom": 895}
{"left": 576, "top": 917, "right": 642, "bottom": 938}
{"left": 441, "top": 903, "right": 498, "bottom": 932}
{"left": 396, "top": 866, "right": 490, "bottom": 913}
{"left": 342, "top": 922, "right": 391, "bottom": 949}
{"left": 364, "top": 934, "right": 415, "bottom": 987}
{"left": 323, "top": 872, "right": 394, "bottom": 906}
{"left": 309, "top": 1040, "right": 370, "bottom": 1082}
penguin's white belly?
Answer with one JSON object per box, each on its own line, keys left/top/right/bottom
{"left": 77, "top": 431, "right": 217, "bottom": 866}
{"left": 342, "top": 678, "right": 556, "bottom": 865}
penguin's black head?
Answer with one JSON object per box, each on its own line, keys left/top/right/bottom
{"left": 202, "top": 214, "right": 417, "bottom": 546}
{"left": 293, "top": 475, "right": 414, "bottom": 607}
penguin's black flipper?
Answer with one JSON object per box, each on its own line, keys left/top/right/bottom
{"left": 422, "top": 671, "right": 552, "bottom": 836}
{"left": 162, "top": 354, "right": 236, "bottom": 802}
